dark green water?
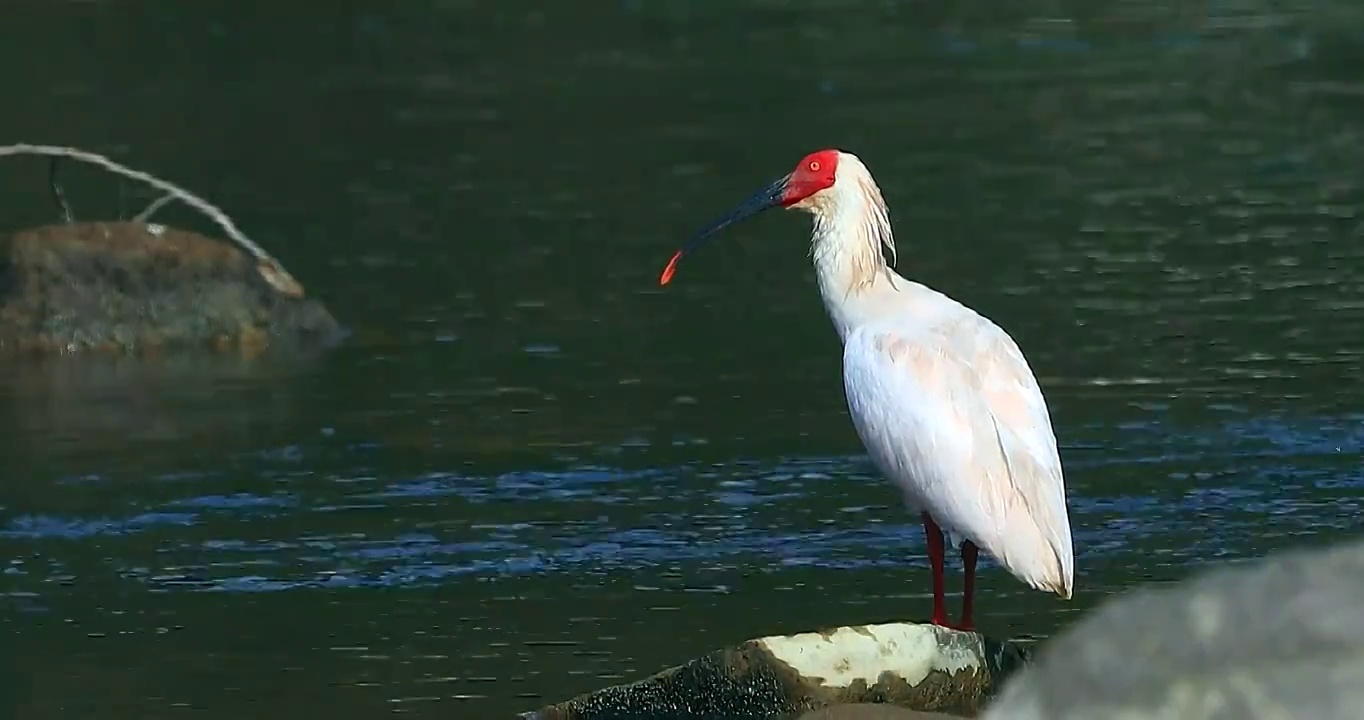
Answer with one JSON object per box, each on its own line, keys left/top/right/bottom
{"left": 3, "top": 2, "right": 1364, "bottom": 718}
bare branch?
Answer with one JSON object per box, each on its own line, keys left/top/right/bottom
{"left": 47, "top": 157, "right": 75, "bottom": 224}
{"left": 0, "top": 143, "right": 303, "bottom": 298}
{"left": 134, "top": 192, "right": 176, "bottom": 223}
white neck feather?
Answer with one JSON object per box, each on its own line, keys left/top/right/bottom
{"left": 807, "top": 158, "right": 898, "bottom": 341}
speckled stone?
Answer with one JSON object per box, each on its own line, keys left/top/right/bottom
{"left": 523, "top": 621, "right": 1031, "bottom": 720}
{"left": 797, "top": 702, "right": 965, "bottom": 719}
{"left": 983, "top": 538, "right": 1364, "bottom": 720}
{"left": 0, "top": 221, "right": 340, "bottom": 354}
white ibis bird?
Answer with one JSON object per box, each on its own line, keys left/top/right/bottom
{"left": 659, "top": 149, "right": 1074, "bottom": 630}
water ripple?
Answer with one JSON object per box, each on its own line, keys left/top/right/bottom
{"left": 3, "top": 415, "right": 1359, "bottom": 597}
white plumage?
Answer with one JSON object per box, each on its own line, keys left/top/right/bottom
{"left": 841, "top": 306, "right": 1074, "bottom": 598}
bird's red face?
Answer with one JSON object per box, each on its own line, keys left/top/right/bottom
{"left": 658, "top": 149, "right": 844, "bottom": 285}
{"left": 781, "top": 149, "right": 840, "bottom": 207}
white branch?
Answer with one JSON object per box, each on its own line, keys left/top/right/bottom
{"left": 134, "top": 192, "right": 176, "bottom": 223}
{"left": 0, "top": 143, "right": 303, "bottom": 298}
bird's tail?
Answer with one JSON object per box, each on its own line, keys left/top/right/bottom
{"left": 1042, "top": 575, "right": 1073, "bottom": 601}
{"left": 1037, "top": 538, "right": 1074, "bottom": 600}
{"left": 998, "top": 513, "right": 1074, "bottom": 600}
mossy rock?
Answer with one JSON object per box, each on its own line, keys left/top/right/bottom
{"left": 0, "top": 221, "right": 341, "bottom": 354}
{"left": 523, "top": 622, "right": 1033, "bottom": 720}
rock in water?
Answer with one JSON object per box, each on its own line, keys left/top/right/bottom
{"left": 796, "top": 704, "right": 964, "bottom": 720}
{"left": 0, "top": 221, "right": 341, "bottom": 353}
{"left": 524, "top": 621, "right": 1032, "bottom": 720}
{"left": 982, "top": 538, "right": 1364, "bottom": 720}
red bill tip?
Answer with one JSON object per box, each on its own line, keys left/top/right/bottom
{"left": 659, "top": 251, "right": 683, "bottom": 286}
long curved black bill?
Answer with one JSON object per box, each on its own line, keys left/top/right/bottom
{"left": 659, "top": 173, "right": 791, "bottom": 286}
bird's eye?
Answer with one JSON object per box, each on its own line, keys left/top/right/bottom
{"left": 809, "top": 161, "right": 821, "bottom": 172}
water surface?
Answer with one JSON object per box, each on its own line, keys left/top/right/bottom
{"left": 2, "top": 2, "right": 1364, "bottom": 718}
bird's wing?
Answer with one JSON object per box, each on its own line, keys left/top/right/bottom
{"left": 842, "top": 317, "right": 1074, "bottom": 597}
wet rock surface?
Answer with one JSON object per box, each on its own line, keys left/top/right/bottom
{"left": 797, "top": 704, "right": 965, "bottom": 720}
{"left": 0, "top": 221, "right": 341, "bottom": 354}
{"left": 983, "top": 538, "right": 1364, "bottom": 720}
{"left": 524, "top": 621, "right": 1031, "bottom": 720}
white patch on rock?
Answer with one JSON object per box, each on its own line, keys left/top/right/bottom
{"left": 757, "top": 622, "right": 983, "bottom": 688}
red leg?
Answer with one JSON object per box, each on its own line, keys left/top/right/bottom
{"left": 958, "top": 541, "right": 978, "bottom": 631}
{"left": 921, "top": 513, "right": 949, "bottom": 627}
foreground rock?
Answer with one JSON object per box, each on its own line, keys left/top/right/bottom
{"left": 983, "top": 538, "right": 1364, "bottom": 720}
{"left": 797, "top": 704, "right": 964, "bottom": 720}
{"left": 524, "top": 621, "right": 1032, "bottom": 720}
{"left": 0, "top": 221, "right": 341, "bottom": 354}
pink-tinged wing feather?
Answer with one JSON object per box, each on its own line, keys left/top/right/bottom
{"left": 841, "top": 318, "right": 1075, "bottom": 598}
